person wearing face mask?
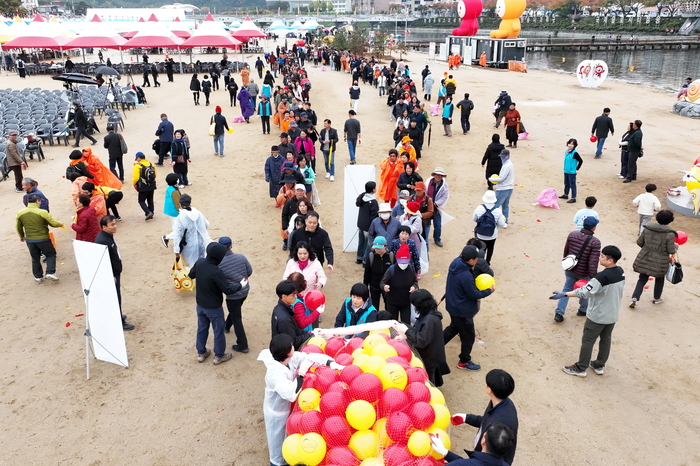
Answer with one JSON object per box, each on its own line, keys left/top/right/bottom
{"left": 380, "top": 244, "right": 418, "bottom": 325}
{"left": 388, "top": 225, "right": 421, "bottom": 280}
{"left": 367, "top": 203, "right": 401, "bottom": 261}
{"left": 392, "top": 190, "right": 411, "bottom": 218}
{"left": 333, "top": 283, "right": 378, "bottom": 338}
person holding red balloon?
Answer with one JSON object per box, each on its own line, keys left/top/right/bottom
{"left": 286, "top": 272, "right": 323, "bottom": 332}
{"left": 629, "top": 210, "right": 679, "bottom": 307}
{"left": 258, "top": 333, "right": 343, "bottom": 466}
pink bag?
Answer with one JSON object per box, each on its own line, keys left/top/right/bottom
{"left": 518, "top": 131, "right": 529, "bottom": 140}
{"left": 430, "top": 104, "right": 440, "bottom": 116}
{"left": 537, "top": 188, "right": 560, "bottom": 209}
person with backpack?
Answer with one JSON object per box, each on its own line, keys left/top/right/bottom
{"left": 472, "top": 190, "right": 508, "bottom": 265}
{"left": 444, "top": 74, "right": 457, "bottom": 100}
{"left": 333, "top": 283, "right": 378, "bottom": 338}
{"left": 201, "top": 75, "right": 212, "bottom": 106}
{"left": 132, "top": 152, "right": 157, "bottom": 220}
{"left": 380, "top": 244, "right": 418, "bottom": 325}
{"left": 190, "top": 73, "right": 201, "bottom": 106}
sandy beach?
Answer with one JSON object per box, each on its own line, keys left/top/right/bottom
{"left": 1, "top": 46, "right": 699, "bottom": 465}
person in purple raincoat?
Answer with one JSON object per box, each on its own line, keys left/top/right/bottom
{"left": 238, "top": 86, "right": 254, "bottom": 123}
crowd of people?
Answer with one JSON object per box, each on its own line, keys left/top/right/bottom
{"left": 8, "top": 41, "right": 687, "bottom": 466}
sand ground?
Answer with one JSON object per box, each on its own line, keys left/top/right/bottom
{"left": 1, "top": 46, "right": 699, "bottom": 465}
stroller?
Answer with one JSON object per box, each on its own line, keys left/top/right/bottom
{"left": 135, "top": 86, "right": 147, "bottom": 104}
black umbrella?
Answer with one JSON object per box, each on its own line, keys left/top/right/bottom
{"left": 51, "top": 73, "right": 100, "bottom": 86}
{"left": 94, "top": 66, "right": 120, "bottom": 80}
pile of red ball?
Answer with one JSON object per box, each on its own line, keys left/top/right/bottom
{"left": 282, "top": 332, "right": 451, "bottom": 466}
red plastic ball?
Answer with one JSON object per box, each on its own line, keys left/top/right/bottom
{"left": 384, "top": 443, "right": 414, "bottom": 466}
{"left": 326, "top": 446, "right": 360, "bottom": 465}
{"left": 378, "top": 387, "right": 409, "bottom": 417}
{"left": 334, "top": 353, "right": 354, "bottom": 366}
{"left": 305, "top": 289, "right": 326, "bottom": 310}
{"left": 349, "top": 373, "right": 383, "bottom": 403}
{"left": 574, "top": 279, "right": 588, "bottom": 290}
{"left": 386, "top": 356, "right": 411, "bottom": 368}
{"left": 300, "top": 409, "right": 324, "bottom": 434}
{"left": 675, "top": 231, "right": 688, "bottom": 245}
{"left": 386, "top": 411, "right": 413, "bottom": 444}
{"left": 320, "top": 391, "right": 351, "bottom": 418}
{"left": 327, "top": 380, "right": 351, "bottom": 396}
{"left": 339, "top": 365, "right": 363, "bottom": 385}
{"left": 302, "top": 373, "right": 317, "bottom": 390}
{"left": 590, "top": 135, "right": 597, "bottom": 142}
{"left": 315, "top": 366, "right": 339, "bottom": 393}
{"left": 325, "top": 337, "right": 347, "bottom": 358}
{"left": 406, "top": 366, "right": 429, "bottom": 384}
{"left": 408, "top": 401, "right": 436, "bottom": 430}
{"left": 405, "top": 381, "right": 431, "bottom": 404}
{"left": 414, "top": 457, "right": 440, "bottom": 466}
{"left": 286, "top": 410, "right": 303, "bottom": 435}
{"left": 321, "top": 415, "right": 354, "bottom": 447}
{"left": 387, "top": 339, "right": 414, "bottom": 361}
{"left": 302, "top": 344, "right": 324, "bottom": 354}
{"left": 347, "top": 337, "right": 365, "bottom": 351}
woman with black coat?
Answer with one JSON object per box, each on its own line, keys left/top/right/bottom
{"left": 170, "top": 130, "right": 190, "bottom": 187}
{"left": 190, "top": 74, "right": 201, "bottom": 105}
{"left": 396, "top": 161, "right": 423, "bottom": 197}
{"left": 402, "top": 289, "right": 450, "bottom": 387}
{"left": 481, "top": 133, "right": 505, "bottom": 190}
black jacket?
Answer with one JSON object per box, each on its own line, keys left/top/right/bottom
{"left": 271, "top": 300, "right": 310, "bottom": 350}
{"left": 319, "top": 128, "right": 338, "bottom": 153}
{"left": 379, "top": 264, "right": 418, "bottom": 307}
{"left": 188, "top": 243, "right": 241, "bottom": 309}
{"left": 94, "top": 231, "right": 122, "bottom": 276}
{"left": 290, "top": 227, "right": 334, "bottom": 265}
{"left": 278, "top": 142, "right": 298, "bottom": 159}
{"left": 281, "top": 195, "right": 303, "bottom": 230}
{"left": 212, "top": 113, "right": 229, "bottom": 135}
{"left": 456, "top": 98, "right": 474, "bottom": 116}
{"left": 443, "top": 450, "right": 509, "bottom": 466}
{"left": 627, "top": 128, "right": 643, "bottom": 152}
{"left": 189, "top": 77, "right": 201, "bottom": 92}
{"left": 465, "top": 398, "right": 519, "bottom": 465}
{"left": 405, "top": 308, "right": 447, "bottom": 374}
{"left": 103, "top": 131, "right": 122, "bottom": 159}
{"left": 227, "top": 80, "right": 238, "bottom": 95}
{"left": 397, "top": 171, "right": 423, "bottom": 194}
{"left": 591, "top": 114, "right": 615, "bottom": 138}
{"left": 482, "top": 142, "right": 505, "bottom": 175}
{"left": 363, "top": 250, "right": 394, "bottom": 290}
{"left": 495, "top": 93, "right": 512, "bottom": 113}
{"left": 74, "top": 107, "right": 88, "bottom": 128}
{"left": 355, "top": 194, "right": 379, "bottom": 231}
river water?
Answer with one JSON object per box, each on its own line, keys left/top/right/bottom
{"left": 409, "top": 27, "right": 700, "bottom": 92}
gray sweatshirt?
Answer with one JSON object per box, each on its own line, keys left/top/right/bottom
{"left": 492, "top": 159, "right": 514, "bottom": 191}
{"left": 574, "top": 265, "right": 625, "bottom": 325}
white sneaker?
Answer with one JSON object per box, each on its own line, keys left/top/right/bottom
{"left": 45, "top": 274, "right": 59, "bottom": 281}
{"left": 330, "top": 175, "right": 334, "bottom": 182}
{"left": 617, "top": 174, "right": 624, "bottom": 179}
{"left": 325, "top": 172, "right": 330, "bottom": 179}
{"left": 35, "top": 277, "right": 44, "bottom": 283}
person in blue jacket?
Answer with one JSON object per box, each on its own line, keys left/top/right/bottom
{"left": 333, "top": 283, "right": 377, "bottom": 338}
{"left": 258, "top": 94, "right": 273, "bottom": 135}
{"left": 443, "top": 245, "right": 495, "bottom": 371}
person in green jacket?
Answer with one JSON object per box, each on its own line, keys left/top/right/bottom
{"left": 16, "top": 193, "right": 64, "bottom": 282}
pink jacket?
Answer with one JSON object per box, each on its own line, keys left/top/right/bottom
{"left": 283, "top": 258, "right": 327, "bottom": 294}
{"left": 294, "top": 137, "right": 316, "bottom": 160}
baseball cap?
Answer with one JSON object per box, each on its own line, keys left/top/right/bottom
{"left": 300, "top": 112, "right": 308, "bottom": 117}
{"left": 583, "top": 217, "right": 599, "bottom": 229}
{"left": 218, "top": 236, "right": 232, "bottom": 247}
{"left": 295, "top": 183, "right": 306, "bottom": 191}
{"left": 348, "top": 109, "right": 356, "bottom": 115}
{"left": 372, "top": 236, "right": 387, "bottom": 249}
{"left": 135, "top": 151, "right": 145, "bottom": 159}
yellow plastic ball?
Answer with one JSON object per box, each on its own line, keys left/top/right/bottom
{"left": 282, "top": 433, "right": 301, "bottom": 465}
{"left": 297, "top": 432, "right": 327, "bottom": 466}
{"left": 353, "top": 353, "right": 370, "bottom": 368}
{"left": 307, "top": 336, "right": 327, "bottom": 351}
{"left": 346, "top": 400, "right": 377, "bottom": 431}
{"left": 431, "top": 402, "right": 451, "bottom": 430}
{"left": 428, "top": 386, "right": 445, "bottom": 405}
{"left": 360, "top": 458, "right": 384, "bottom": 466}
{"left": 349, "top": 430, "right": 379, "bottom": 460}
{"left": 475, "top": 274, "right": 495, "bottom": 291}
{"left": 372, "top": 417, "right": 393, "bottom": 448}
{"left": 427, "top": 427, "right": 451, "bottom": 459}
{"left": 407, "top": 430, "right": 432, "bottom": 457}
{"left": 298, "top": 388, "right": 321, "bottom": 411}
{"left": 371, "top": 344, "right": 398, "bottom": 358}
{"left": 489, "top": 174, "right": 499, "bottom": 184}
{"left": 409, "top": 356, "right": 425, "bottom": 368}
{"left": 369, "top": 328, "right": 391, "bottom": 337}
{"left": 361, "top": 355, "right": 388, "bottom": 374}
{"left": 378, "top": 363, "right": 408, "bottom": 390}
{"left": 353, "top": 347, "right": 369, "bottom": 359}
{"left": 363, "top": 334, "right": 387, "bottom": 350}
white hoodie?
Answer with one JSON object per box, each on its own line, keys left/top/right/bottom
{"left": 173, "top": 207, "right": 212, "bottom": 268}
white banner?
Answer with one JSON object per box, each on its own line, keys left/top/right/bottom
{"left": 343, "top": 164, "right": 376, "bottom": 252}
{"left": 73, "top": 240, "right": 128, "bottom": 368}
{"left": 428, "top": 42, "right": 436, "bottom": 60}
